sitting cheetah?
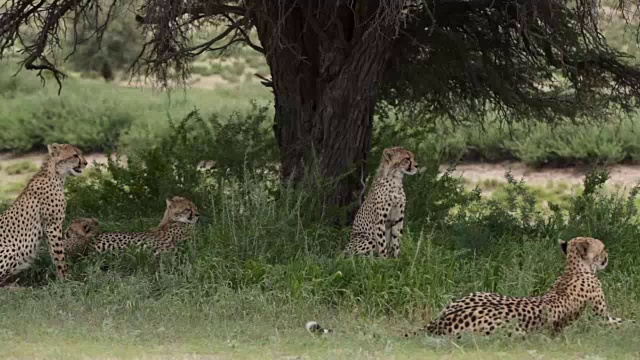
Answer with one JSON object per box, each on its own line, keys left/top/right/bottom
{"left": 0, "top": 144, "right": 87, "bottom": 284}
{"left": 407, "top": 237, "right": 624, "bottom": 337}
{"left": 344, "top": 147, "right": 418, "bottom": 258}
{"left": 64, "top": 197, "right": 199, "bottom": 256}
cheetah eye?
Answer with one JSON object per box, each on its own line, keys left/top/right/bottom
{"left": 74, "top": 154, "right": 79, "bottom": 158}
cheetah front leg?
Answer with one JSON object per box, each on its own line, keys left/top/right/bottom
{"left": 389, "top": 202, "right": 405, "bottom": 258}
{"left": 376, "top": 208, "right": 391, "bottom": 258}
{"left": 591, "top": 290, "right": 626, "bottom": 326}
{"left": 44, "top": 221, "right": 68, "bottom": 281}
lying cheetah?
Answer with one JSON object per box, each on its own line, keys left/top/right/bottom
{"left": 344, "top": 147, "right": 418, "bottom": 258}
{"left": 0, "top": 144, "right": 87, "bottom": 284}
{"left": 65, "top": 197, "right": 199, "bottom": 256}
{"left": 408, "top": 237, "right": 624, "bottom": 337}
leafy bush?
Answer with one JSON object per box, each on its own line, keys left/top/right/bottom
{"left": 0, "top": 89, "right": 135, "bottom": 151}
{"left": 66, "top": 104, "right": 277, "bottom": 216}
{"left": 0, "top": 64, "right": 271, "bottom": 152}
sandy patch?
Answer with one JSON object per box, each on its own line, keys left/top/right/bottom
{"left": 444, "top": 162, "right": 640, "bottom": 188}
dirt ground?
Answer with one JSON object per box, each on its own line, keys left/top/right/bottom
{"left": 443, "top": 161, "right": 640, "bottom": 188}
{"left": 0, "top": 152, "right": 110, "bottom": 189}
{"left": 3, "top": 152, "right": 640, "bottom": 189}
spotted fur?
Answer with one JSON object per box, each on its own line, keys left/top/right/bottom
{"left": 344, "top": 147, "right": 418, "bottom": 258}
{"left": 90, "top": 196, "right": 199, "bottom": 255}
{"left": 407, "top": 237, "right": 623, "bottom": 337}
{"left": 0, "top": 144, "right": 87, "bottom": 284}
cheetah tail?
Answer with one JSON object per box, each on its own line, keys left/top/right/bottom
{"left": 403, "top": 321, "right": 438, "bottom": 338}
{"left": 305, "top": 321, "right": 332, "bottom": 335}
{"left": 402, "top": 325, "right": 426, "bottom": 338}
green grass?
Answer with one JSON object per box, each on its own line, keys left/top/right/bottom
{"left": 0, "top": 63, "right": 271, "bottom": 153}
{"left": 4, "top": 159, "right": 38, "bottom": 175}
{"left": 1, "top": 213, "right": 639, "bottom": 359}
{"left": 1, "top": 289, "right": 639, "bottom": 359}
{"left": 1, "top": 113, "right": 640, "bottom": 358}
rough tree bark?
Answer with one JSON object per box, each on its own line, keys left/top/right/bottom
{"left": 252, "top": 1, "right": 402, "bottom": 220}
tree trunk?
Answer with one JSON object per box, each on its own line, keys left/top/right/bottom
{"left": 253, "top": 1, "right": 402, "bottom": 222}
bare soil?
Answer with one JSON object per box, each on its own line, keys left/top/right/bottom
{"left": 3, "top": 152, "right": 640, "bottom": 189}
{"left": 442, "top": 161, "right": 640, "bottom": 188}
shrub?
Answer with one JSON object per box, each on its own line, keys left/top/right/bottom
{"left": 66, "top": 103, "right": 277, "bottom": 216}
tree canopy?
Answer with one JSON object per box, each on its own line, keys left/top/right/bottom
{"left": 382, "top": 0, "right": 640, "bottom": 125}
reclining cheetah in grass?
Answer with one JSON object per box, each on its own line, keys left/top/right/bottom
{"left": 406, "top": 237, "right": 626, "bottom": 338}
{"left": 0, "top": 144, "right": 87, "bottom": 285}
{"left": 64, "top": 196, "right": 199, "bottom": 256}
{"left": 344, "top": 147, "right": 418, "bottom": 258}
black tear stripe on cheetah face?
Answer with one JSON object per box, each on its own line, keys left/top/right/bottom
{"left": 406, "top": 237, "right": 625, "bottom": 338}
{"left": 0, "top": 144, "right": 88, "bottom": 284}
{"left": 92, "top": 196, "right": 200, "bottom": 255}
{"left": 344, "top": 146, "right": 418, "bottom": 259}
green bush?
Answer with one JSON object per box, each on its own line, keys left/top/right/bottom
{"left": 0, "top": 64, "right": 272, "bottom": 152}
{"left": 0, "top": 87, "right": 135, "bottom": 151}
{"left": 65, "top": 104, "right": 277, "bottom": 217}
{"left": 382, "top": 113, "right": 640, "bottom": 167}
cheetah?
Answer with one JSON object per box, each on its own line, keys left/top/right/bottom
{"left": 407, "top": 237, "right": 625, "bottom": 337}
{"left": 63, "top": 217, "right": 100, "bottom": 257}
{"left": 0, "top": 144, "right": 87, "bottom": 284}
{"left": 66, "top": 197, "right": 199, "bottom": 256}
{"left": 344, "top": 147, "right": 418, "bottom": 258}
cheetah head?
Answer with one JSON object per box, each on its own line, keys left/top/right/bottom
{"left": 380, "top": 147, "right": 419, "bottom": 177}
{"left": 164, "top": 196, "right": 200, "bottom": 224}
{"left": 560, "top": 237, "right": 609, "bottom": 272}
{"left": 48, "top": 143, "right": 88, "bottom": 177}
{"left": 66, "top": 218, "right": 100, "bottom": 239}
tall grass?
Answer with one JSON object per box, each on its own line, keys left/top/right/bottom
{"left": 1, "top": 110, "right": 639, "bottom": 358}
{"left": 0, "top": 64, "right": 271, "bottom": 152}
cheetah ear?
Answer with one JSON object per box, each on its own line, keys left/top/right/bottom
{"left": 47, "top": 144, "right": 62, "bottom": 156}
{"left": 574, "top": 241, "right": 589, "bottom": 259}
{"left": 166, "top": 197, "right": 174, "bottom": 207}
{"left": 383, "top": 148, "right": 394, "bottom": 161}
{"left": 559, "top": 240, "right": 568, "bottom": 255}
